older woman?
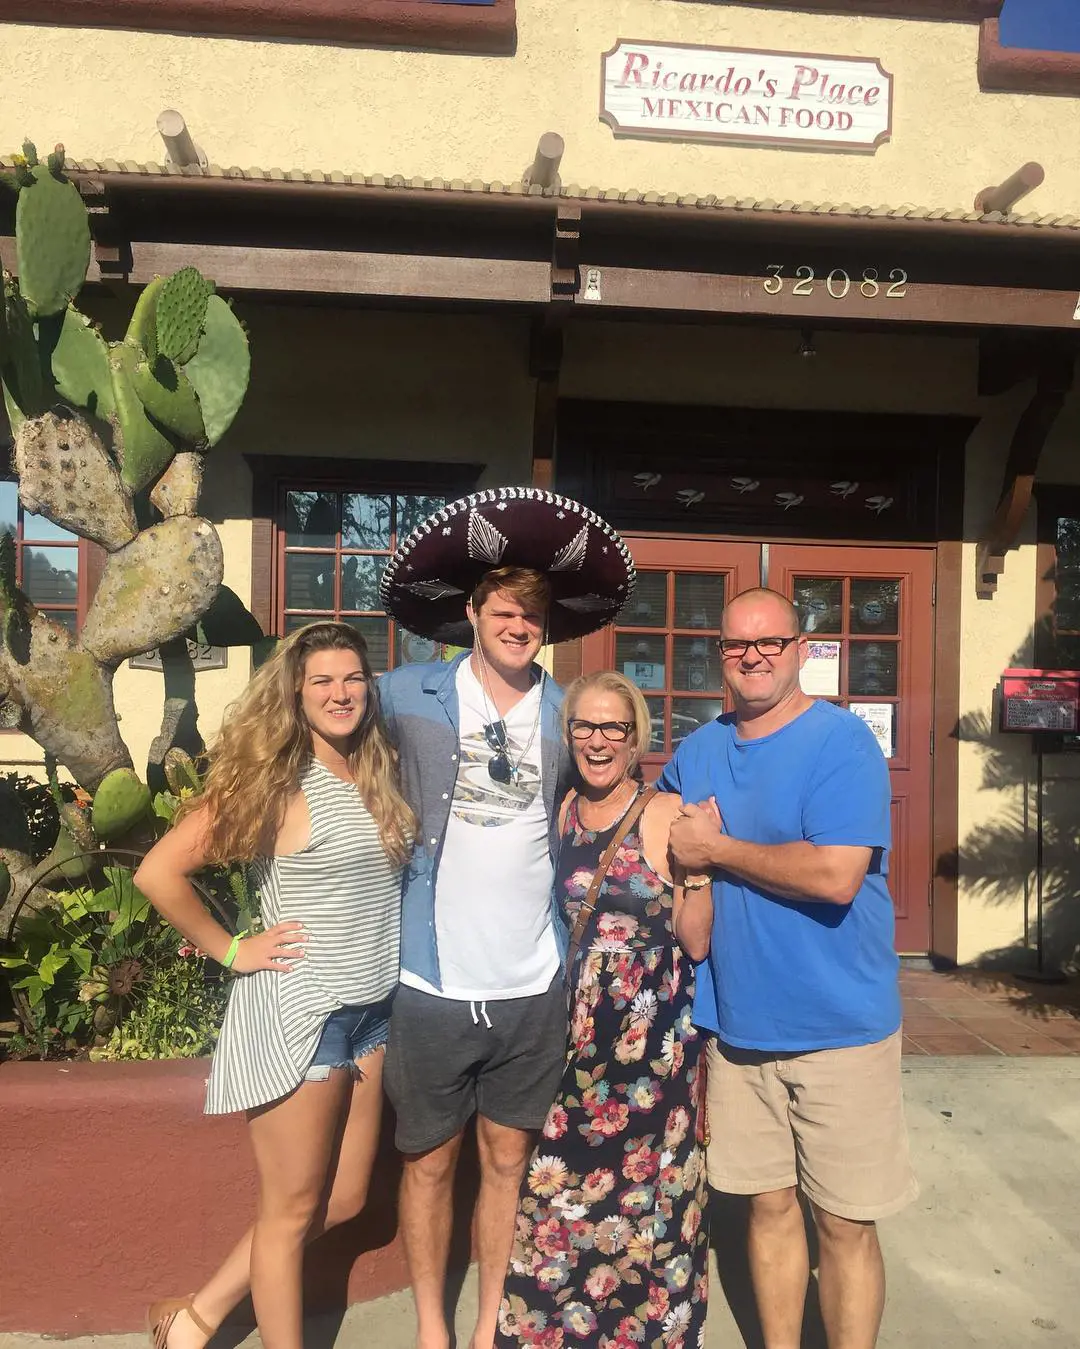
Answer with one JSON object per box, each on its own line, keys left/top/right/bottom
{"left": 496, "top": 670, "right": 713, "bottom": 1349}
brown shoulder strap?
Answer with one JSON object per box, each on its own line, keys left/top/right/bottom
{"left": 564, "top": 786, "right": 656, "bottom": 982}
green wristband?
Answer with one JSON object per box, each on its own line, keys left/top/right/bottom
{"left": 221, "top": 934, "right": 243, "bottom": 969}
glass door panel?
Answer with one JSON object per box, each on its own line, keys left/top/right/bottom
{"left": 581, "top": 539, "right": 759, "bottom": 769}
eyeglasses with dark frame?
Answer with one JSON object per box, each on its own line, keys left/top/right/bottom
{"left": 718, "top": 635, "right": 801, "bottom": 659}
{"left": 567, "top": 719, "right": 634, "bottom": 743}
{"left": 482, "top": 720, "right": 514, "bottom": 783}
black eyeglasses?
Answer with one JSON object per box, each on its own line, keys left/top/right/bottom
{"left": 482, "top": 720, "right": 513, "bottom": 783}
{"left": 568, "top": 719, "right": 634, "bottom": 743}
{"left": 718, "top": 636, "right": 801, "bottom": 659}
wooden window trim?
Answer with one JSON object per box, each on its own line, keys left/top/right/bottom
{"left": 1033, "top": 485, "right": 1080, "bottom": 667}
{"left": 0, "top": 0, "right": 516, "bottom": 54}
{"left": 246, "top": 455, "right": 484, "bottom": 637}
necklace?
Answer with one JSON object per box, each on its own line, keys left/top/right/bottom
{"left": 474, "top": 643, "right": 545, "bottom": 782}
{"left": 577, "top": 779, "right": 640, "bottom": 834}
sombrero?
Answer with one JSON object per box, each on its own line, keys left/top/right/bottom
{"left": 379, "top": 487, "right": 636, "bottom": 644}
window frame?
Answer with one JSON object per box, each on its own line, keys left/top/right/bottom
{"left": 1033, "top": 484, "right": 1080, "bottom": 669}
{"left": 0, "top": 474, "right": 96, "bottom": 635}
{"left": 248, "top": 455, "right": 484, "bottom": 662}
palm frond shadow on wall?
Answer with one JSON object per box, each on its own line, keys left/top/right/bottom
{"left": 941, "top": 620, "right": 1080, "bottom": 973}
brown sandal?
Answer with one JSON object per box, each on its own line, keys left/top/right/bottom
{"left": 146, "top": 1296, "right": 214, "bottom": 1349}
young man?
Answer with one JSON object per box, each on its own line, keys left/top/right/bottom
{"left": 663, "top": 586, "right": 917, "bottom": 1349}
{"left": 377, "top": 489, "right": 636, "bottom": 1349}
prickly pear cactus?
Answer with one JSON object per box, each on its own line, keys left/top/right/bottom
{"left": 14, "top": 143, "right": 90, "bottom": 318}
{"left": 91, "top": 767, "right": 152, "bottom": 841}
{"left": 0, "top": 136, "right": 253, "bottom": 932}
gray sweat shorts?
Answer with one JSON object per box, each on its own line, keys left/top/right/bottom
{"left": 384, "top": 974, "right": 567, "bottom": 1154}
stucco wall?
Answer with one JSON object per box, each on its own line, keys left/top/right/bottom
{"left": 955, "top": 382, "right": 1080, "bottom": 968}
{"left": 0, "top": 3, "right": 1077, "bottom": 215}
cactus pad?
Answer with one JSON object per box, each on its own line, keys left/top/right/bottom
{"left": 155, "top": 267, "right": 214, "bottom": 365}
{"left": 1, "top": 275, "right": 47, "bottom": 420}
{"left": 60, "top": 799, "right": 97, "bottom": 851}
{"left": 47, "top": 306, "right": 115, "bottom": 420}
{"left": 14, "top": 412, "right": 137, "bottom": 552}
{"left": 164, "top": 747, "right": 202, "bottom": 796}
{"left": 91, "top": 767, "right": 151, "bottom": 840}
{"left": 109, "top": 341, "right": 178, "bottom": 493}
{"left": 149, "top": 450, "right": 203, "bottom": 519}
{"left": 0, "top": 857, "right": 10, "bottom": 904}
{"left": 79, "top": 516, "right": 224, "bottom": 665}
{"left": 131, "top": 353, "right": 206, "bottom": 444}
{"left": 183, "top": 295, "right": 250, "bottom": 445}
{"left": 36, "top": 823, "right": 93, "bottom": 885}
{"left": 15, "top": 162, "right": 90, "bottom": 318}
{"left": 125, "top": 275, "right": 164, "bottom": 362}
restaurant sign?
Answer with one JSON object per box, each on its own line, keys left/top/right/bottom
{"left": 600, "top": 40, "right": 893, "bottom": 153}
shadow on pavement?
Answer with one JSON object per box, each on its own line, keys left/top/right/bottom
{"left": 710, "top": 1190, "right": 828, "bottom": 1349}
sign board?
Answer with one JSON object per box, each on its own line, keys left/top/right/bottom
{"left": 600, "top": 40, "right": 893, "bottom": 153}
{"left": 999, "top": 668, "right": 1080, "bottom": 733}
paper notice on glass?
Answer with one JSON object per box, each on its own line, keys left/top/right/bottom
{"left": 850, "top": 702, "right": 894, "bottom": 759}
{"left": 800, "top": 641, "right": 841, "bottom": 697}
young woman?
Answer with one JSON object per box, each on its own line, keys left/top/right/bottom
{"left": 135, "top": 622, "right": 413, "bottom": 1349}
{"left": 496, "top": 671, "right": 713, "bottom": 1349}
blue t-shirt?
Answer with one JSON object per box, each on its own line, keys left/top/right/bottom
{"left": 658, "top": 700, "right": 900, "bottom": 1052}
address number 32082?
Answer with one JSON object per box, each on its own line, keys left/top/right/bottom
{"left": 763, "top": 265, "right": 909, "bottom": 299}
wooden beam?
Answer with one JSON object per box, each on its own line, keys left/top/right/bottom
{"left": 531, "top": 205, "right": 581, "bottom": 484}
{"left": 976, "top": 351, "right": 1075, "bottom": 598}
{"left": 0, "top": 237, "right": 550, "bottom": 305}
{"left": 3, "top": 233, "right": 1077, "bottom": 330}
{"left": 574, "top": 263, "right": 1080, "bottom": 331}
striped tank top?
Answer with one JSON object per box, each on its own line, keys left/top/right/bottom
{"left": 204, "top": 757, "right": 402, "bottom": 1115}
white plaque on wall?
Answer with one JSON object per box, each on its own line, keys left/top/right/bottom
{"left": 600, "top": 40, "right": 893, "bottom": 153}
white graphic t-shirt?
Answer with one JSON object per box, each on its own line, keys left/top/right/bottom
{"left": 401, "top": 659, "right": 559, "bottom": 1001}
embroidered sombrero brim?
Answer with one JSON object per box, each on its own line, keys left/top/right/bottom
{"left": 379, "top": 488, "right": 637, "bottom": 644}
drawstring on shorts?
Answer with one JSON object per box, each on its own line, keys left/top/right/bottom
{"left": 469, "top": 1000, "right": 493, "bottom": 1029}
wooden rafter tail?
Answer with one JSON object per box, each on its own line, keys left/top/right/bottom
{"left": 976, "top": 351, "right": 1076, "bottom": 599}
{"left": 78, "top": 179, "right": 132, "bottom": 283}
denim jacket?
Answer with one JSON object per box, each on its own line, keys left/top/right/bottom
{"left": 377, "top": 652, "right": 575, "bottom": 990}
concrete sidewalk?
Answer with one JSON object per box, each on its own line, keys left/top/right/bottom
{"left": 6, "top": 1058, "right": 1078, "bottom": 1349}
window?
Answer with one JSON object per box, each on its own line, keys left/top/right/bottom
{"left": 1035, "top": 490, "right": 1080, "bottom": 669}
{"left": 611, "top": 568, "right": 728, "bottom": 757}
{"left": 279, "top": 485, "right": 454, "bottom": 672}
{"left": 0, "top": 478, "right": 85, "bottom": 633}
{"left": 250, "top": 457, "right": 484, "bottom": 675}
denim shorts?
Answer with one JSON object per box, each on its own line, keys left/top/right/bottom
{"left": 304, "top": 995, "right": 394, "bottom": 1082}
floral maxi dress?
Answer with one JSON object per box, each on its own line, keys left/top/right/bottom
{"left": 496, "top": 788, "right": 709, "bottom": 1349}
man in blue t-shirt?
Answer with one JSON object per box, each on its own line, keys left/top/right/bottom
{"left": 662, "top": 586, "right": 916, "bottom": 1349}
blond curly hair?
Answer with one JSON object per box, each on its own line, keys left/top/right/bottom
{"left": 179, "top": 622, "right": 414, "bottom": 866}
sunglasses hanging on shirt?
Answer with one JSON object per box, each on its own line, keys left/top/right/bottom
{"left": 482, "top": 720, "right": 514, "bottom": 784}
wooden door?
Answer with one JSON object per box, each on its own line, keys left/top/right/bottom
{"left": 581, "top": 538, "right": 759, "bottom": 777}
{"left": 767, "top": 544, "right": 935, "bottom": 954}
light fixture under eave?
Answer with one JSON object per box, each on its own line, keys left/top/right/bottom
{"left": 156, "top": 109, "right": 207, "bottom": 169}
{"left": 797, "top": 330, "right": 817, "bottom": 359}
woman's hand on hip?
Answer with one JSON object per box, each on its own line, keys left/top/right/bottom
{"left": 232, "top": 921, "right": 309, "bottom": 974}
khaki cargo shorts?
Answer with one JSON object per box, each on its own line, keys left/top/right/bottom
{"left": 705, "top": 1029, "right": 919, "bottom": 1221}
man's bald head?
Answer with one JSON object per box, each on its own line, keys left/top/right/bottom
{"left": 721, "top": 587, "right": 801, "bottom": 638}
